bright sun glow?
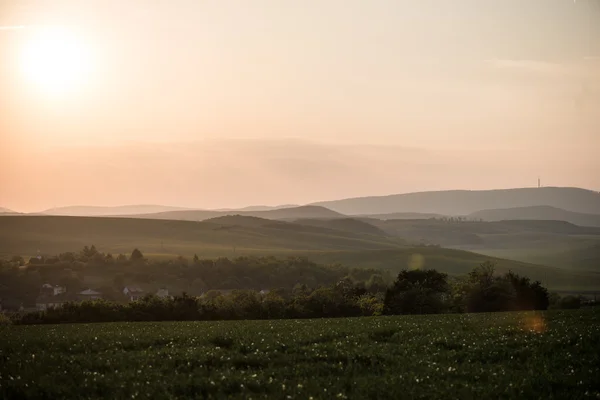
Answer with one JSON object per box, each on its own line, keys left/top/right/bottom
{"left": 19, "top": 27, "right": 92, "bottom": 98}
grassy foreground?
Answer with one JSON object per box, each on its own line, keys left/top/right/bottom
{"left": 1, "top": 310, "right": 599, "bottom": 399}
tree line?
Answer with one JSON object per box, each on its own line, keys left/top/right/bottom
{"left": 6, "top": 259, "right": 572, "bottom": 325}
{"left": 0, "top": 247, "right": 389, "bottom": 309}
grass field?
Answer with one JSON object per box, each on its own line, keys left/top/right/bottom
{"left": 1, "top": 309, "right": 599, "bottom": 399}
{"left": 471, "top": 243, "right": 600, "bottom": 273}
{"left": 0, "top": 215, "right": 403, "bottom": 257}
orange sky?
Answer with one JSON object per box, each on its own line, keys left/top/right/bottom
{"left": 1, "top": 0, "right": 599, "bottom": 212}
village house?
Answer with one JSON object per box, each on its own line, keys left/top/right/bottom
{"left": 123, "top": 286, "right": 145, "bottom": 301}
{"left": 40, "top": 283, "right": 66, "bottom": 296}
{"left": 35, "top": 283, "right": 70, "bottom": 311}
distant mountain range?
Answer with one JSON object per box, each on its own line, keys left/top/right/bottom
{"left": 0, "top": 207, "right": 16, "bottom": 214}
{"left": 41, "top": 205, "right": 191, "bottom": 216}
{"left": 215, "top": 204, "right": 299, "bottom": 212}
{"left": 313, "top": 187, "right": 600, "bottom": 216}
{"left": 10, "top": 187, "right": 600, "bottom": 224}
{"left": 468, "top": 205, "right": 600, "bottom": 228}
{"left": 360, "top": 212, "right": 445, "bottom": 220}
{"left": 129, "top": 205, "right": 343, "bottom": 221}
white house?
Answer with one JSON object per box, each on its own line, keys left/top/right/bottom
{"left": 123, "top": 286, "right": 145, "bottom": 301}
{"left": 53, "top": 286, "right": 66, "bottom": 296}
{"left": 40, "top": 284, "right": 67, "bottom": 296}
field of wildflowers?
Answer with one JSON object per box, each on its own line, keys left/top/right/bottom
{"left": 1, "top": 308, "right": 598, "bottom": 399}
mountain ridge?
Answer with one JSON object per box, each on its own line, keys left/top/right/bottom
{"left": 128, "top": 205, "right": 344, "bottom": 221}
{"left": 313, "top": 187, "right": 600, "bottom": 216}
{"left": 41, "top": 205, "right": 192, "bottom": 216}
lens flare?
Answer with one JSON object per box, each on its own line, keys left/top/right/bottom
{"left": 522, "top": 313, "right": 546, "bottom": 334}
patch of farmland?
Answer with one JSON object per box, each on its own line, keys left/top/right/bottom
{"left": 0, "top": 309, "right": 599, "bottom": 398}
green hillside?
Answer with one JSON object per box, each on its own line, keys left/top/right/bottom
{"left": 468, "top": 205, "right": 600, "bottom": 227}
{"left": 303, "top": 248, "right": 600, "bottom": 291}
{"left": 370, "top": 218, "right": 600, "bottom": 249}
{"left": 0, "top": 215, "right": 401, "bottom": 258}
{"left": 474, "top": 242, "right": 600, "bottom": 273}
{"left": 292, "top": 217, "right": 388, "bottom": 236}
{"left": 1, "top": 215, "right": 598, "bottom": 291}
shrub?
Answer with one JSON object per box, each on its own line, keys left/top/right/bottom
{"left": 0, "top": 312, "right": 12, "bottom": 326}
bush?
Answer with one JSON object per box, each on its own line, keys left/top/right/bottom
{"left": 559, "top": 295, "right": 581, "bottom": 309}
{"left": 0, "top": 313, "right": 12, "bottom": 326}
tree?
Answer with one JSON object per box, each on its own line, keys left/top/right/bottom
{"left": 113, "top": 274, "right": 125, "bottom": 290}
{"left": 505, "top": 271, "right": 549, "bottom": 310}
{"left": 130, "top": 249, "right": 145, "bottom": 263}
{"left": 176, "top": 255, "right": 189, "bottom": 267}
{"left": 91, "top": 252, "right": 106, "bottom": 265}
{"left": 357, "top": 293, "right": 384, "bottom": 316}
{"left": 10, "top": 256, "right": 25, "bottom": 266}
{"left": 462, "top": 262, "right": 516, "bottom": 313}
{"left": 263, "top": 291, "right": 286, "bottom": 319}
{"left": 383, "top": 269, "right": 449, "bottom": 315}
{"left": 366, "top": 274, "right": 387, "bottom": 293}
{"left": 559, "top": 295, "right": 581, "bottom": 309}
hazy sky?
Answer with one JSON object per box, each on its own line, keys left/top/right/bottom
{"left": 1, "top": 0, "right": 599, "bottom": 212}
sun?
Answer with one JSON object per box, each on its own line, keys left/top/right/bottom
{"left": 19, "top": 27, "right": 92, "bottom": 98}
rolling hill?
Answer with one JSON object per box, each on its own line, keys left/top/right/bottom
{"left": 356, "top": 212, "right": 444, "bottom": 220}
{"left": 0, "top": 215, "right": 399, "bottom": 258}
{"left": 130, "top": 205, "right": 343, "bottom": 221}
{"left": 473, "top": 242, "right": 600, "bottom": 275}
{"left": 292, "top": 218, "right": 388, "bottom": 237}
{"left": 41, "top": 205, "right": 191, "bottom": 216}
{"left": 0, "top": 207, "right": 16, "bottom": 214}
{"left": 313, "top": 187, "right": 600, "bottom": 216}
{"left": 304, "top": 248, "right": 600, "bottom": 291}
{"left": 369, "top": 218, "right": 600, "bottom": 249}
{"left": 468, "top": 205, "right": 600, "bottom": 227}
{"left": 1, "top": 215, "right": 599, "bottom": 290}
